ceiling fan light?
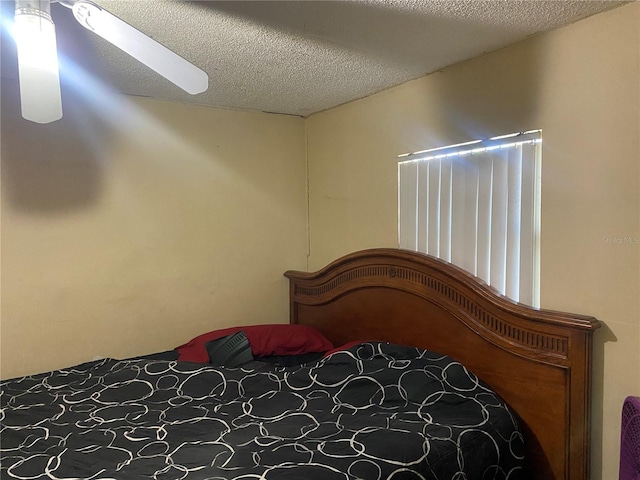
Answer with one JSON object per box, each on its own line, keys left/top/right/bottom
{"left": 14, "top": 0, "right": 62, "bottom": 123}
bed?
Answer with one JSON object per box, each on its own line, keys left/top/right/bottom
{"left": 0, "top": 248, "right": 599, "bottom": 480}
{"left": 284, "top": 249, "right": 601, "bottom": 480}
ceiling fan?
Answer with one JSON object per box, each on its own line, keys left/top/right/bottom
{"left": 12, "top": 0, "right": 208, "bottom": 124}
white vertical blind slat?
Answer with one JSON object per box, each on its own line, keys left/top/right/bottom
{"left": 506, "top": 146, "right": 523, "bottom": 301}
{"left": 463, "top": 160, "right": 479, "bottom": 276}
{"left": 476, "top": 156, "right": 493, "bottom": 284}
{"left": 450, "top": 159, "right": 467, "bottom": 269}
{"left": 532, "top": 143, "right": 542, "bottom": 307}
{"left": 490, "top": 151, "right": 508, "bottom": 294}
{"left": 440, "top": 161, "right": 453, "bottom": 262}
{"left": 518, "top": 142, "right": 539, "bottom": 305}
{"left": 427, "top": 160, "right": 441, "bottom": 257}
{"left": 417, "top": 162, "right": 429, "bottom": 253}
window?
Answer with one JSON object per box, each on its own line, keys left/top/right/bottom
{"left": 398, "top": 131, "right": 542, "bottom": 307}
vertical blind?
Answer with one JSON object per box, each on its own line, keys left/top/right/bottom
{"left": 398, "top": 131, "right": 542, "bottom": 306}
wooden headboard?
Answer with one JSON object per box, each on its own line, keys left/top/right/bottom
{"left": 285, "top": 248, "right": 600, "bottom": 480}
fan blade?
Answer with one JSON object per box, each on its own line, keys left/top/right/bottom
{"left": 72, "top": 1, "right": 208, "bottom": 95}
{"left": 14, "top": 0, "right": 62, "bottom": 123}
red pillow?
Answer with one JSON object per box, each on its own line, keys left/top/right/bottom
{"left": 323, "top": 340, "right": 370, "bottom": 357}
{"left": 176, "top": 324, "right": 334, "bottom": 363}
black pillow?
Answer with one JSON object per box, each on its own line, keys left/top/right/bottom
{"left": 205, "top": 331, "right": 254, "bottom": 367}
{"left": 257, "top": 352, "right": 324, "bottom": 367}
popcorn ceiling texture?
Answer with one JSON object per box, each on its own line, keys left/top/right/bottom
{"left": 1, "top": 0, "right": 627, "bottom": 117}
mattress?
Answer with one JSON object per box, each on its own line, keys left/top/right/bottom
{"left": 0, "top": 342, "right": 525, "bottom": 479}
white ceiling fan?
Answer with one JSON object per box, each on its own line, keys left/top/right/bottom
{"left": 13, "top": 0, "right": 208, "bottom": 124}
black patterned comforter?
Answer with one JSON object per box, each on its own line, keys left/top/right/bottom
{"left": 0, "top": 342, "right": 525, "bottom": 479}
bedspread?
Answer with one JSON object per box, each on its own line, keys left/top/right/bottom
{"left": 0, "top": 342, "right": 525, "bottom": 479}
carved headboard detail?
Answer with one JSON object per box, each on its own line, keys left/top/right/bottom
{"left": 292, "top": 262, "right": 571, "bottom": 359}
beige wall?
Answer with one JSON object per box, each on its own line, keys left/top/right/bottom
{"left": 1, "top": 79, "right": 308, "bottom": 379}
{"left": 306, "top": 3, "right": 639, "bottom": 480}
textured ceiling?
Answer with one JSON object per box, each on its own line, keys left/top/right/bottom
{"left": 0, "top": 0, "right": 628, "bottom": 117}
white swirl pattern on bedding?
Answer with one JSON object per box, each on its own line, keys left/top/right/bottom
{"left": 0, "top": 342, "right": 525, "bottom": 479}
